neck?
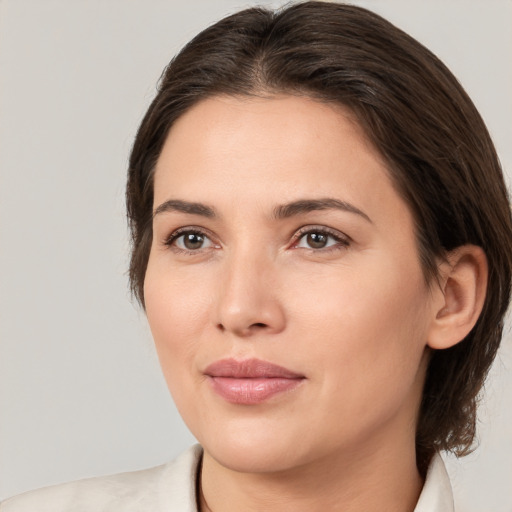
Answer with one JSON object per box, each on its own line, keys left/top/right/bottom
{"left": 199, "top": 432, "right": 423, "bottom": 512}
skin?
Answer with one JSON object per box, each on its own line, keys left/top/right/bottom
{"left": 144, "top": 95, "right": 485, "bottom": 512}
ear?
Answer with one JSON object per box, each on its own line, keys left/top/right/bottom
{"left": 427, "top": 245, "right": 488, "bottom": 350}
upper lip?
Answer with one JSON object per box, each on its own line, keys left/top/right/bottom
{"left": 204, "top": 358, "right": 304, "bottom": 379}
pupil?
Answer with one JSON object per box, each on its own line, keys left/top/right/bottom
{"left": 184, "top": 233, "right": 203, "bottom": 250}
{"left": 307, "top": 232, "right": 327, "bottom": 248}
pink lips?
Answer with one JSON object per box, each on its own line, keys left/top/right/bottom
{"left": 204, "top": 358, "right": 305, "bottom": 405}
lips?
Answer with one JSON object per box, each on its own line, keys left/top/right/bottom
{"left": 204, "top": 358, "right": 305, "bottom": 405}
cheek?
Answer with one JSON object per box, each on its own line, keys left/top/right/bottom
{"left": 287, "top": 256, "right": 431, "bottom": 411}
{"left": 289, "top": 253, "right": 429, "bottom": 339}
{"left": 143, "top": 258, "right": 213, "bottom": 383}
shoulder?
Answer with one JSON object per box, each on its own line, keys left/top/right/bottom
{"left": 1, "top": 445, "right": 202, "bottom": 512}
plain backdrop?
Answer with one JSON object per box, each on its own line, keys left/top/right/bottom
{"left": 0, "top": 0, "right": 511, "bottom": 510}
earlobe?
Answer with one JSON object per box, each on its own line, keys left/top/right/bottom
{"left": 427, "top": 245, "right": 488, "bottom": 350}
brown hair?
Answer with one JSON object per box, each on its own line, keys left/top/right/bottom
{"left": 126, "top": 1, "right": 512, "bottom": 471}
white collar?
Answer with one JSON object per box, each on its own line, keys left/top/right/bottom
{"left": 414, "top": 453, "right": 455, "bottom": 511}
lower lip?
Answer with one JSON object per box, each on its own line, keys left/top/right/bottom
{"left": 208, "top": 377, "right": 304, "bottom": 405}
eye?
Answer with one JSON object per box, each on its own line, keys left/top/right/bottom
{"left": 293, "top": 227, "right": 349, "bottom": 250}
{"left": 166, "top": 229, "right": 215, "bottom": 252}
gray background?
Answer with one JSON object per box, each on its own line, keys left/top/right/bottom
{"left": 0, "top": 0, "right": 511, "bottom": 510}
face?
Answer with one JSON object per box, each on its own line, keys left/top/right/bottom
{"left": 144, "top": 95, "right": 436, "bottom": 473}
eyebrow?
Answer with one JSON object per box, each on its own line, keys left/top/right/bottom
{"left": 153, "top": 199, "right": 216, "bottom": 218}
{"left": 273, "top": 198, "right": 372, "bottom": 223}
{"left": 153, "top": 197, "right": 371, "bottom": 223}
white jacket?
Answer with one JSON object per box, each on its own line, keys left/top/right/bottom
{"left": 1, "top": 445, "right": 454, "bottom": 511}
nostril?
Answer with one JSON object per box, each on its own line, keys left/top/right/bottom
{"left": 216, "top": 322, "right": 268, "bottom": 334}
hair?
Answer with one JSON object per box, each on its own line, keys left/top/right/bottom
{"left": 126, "top": 1, "right": 512, "bottom": 472}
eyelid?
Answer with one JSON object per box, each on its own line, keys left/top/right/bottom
{"left": 290, "top": 225, "right": 351, "bottom": 249}
{"left": 163, "top": 226, "right": 220, "bottom": 251}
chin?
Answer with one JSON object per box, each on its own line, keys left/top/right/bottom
{"left": 206, "top": 437, "right": 301, "bottom": 474}
{"left": 195, "top": 418, "right": 324, "bottom": 474}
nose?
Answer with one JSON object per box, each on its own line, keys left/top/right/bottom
{"left": 214, "top": 249, "right": 286, "bottom": 338}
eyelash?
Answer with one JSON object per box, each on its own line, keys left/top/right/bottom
{"left": 163, "top": 225, "right": 350, "bottom": 254}
{"left": 291, "top": 226, "right": 351, "bottom": 253}
{"left": 164, "top": 227, "right": 217, "bottom": 255}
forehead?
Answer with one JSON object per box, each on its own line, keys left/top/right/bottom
{"left": 153, "top": 94, "right": 392, "bottom": 199}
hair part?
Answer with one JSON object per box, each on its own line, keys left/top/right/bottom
{"left": 126, "top": 1, "right": 512, "bottom": 472}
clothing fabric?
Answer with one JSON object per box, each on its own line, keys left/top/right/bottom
{"left": 1, "top": 444, "right": 454, "bottom": 511}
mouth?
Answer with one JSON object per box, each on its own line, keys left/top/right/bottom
{"left": 204, "top": 358, "right": 305, "bottom": 405}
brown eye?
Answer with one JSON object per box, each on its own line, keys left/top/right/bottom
{"left": 295, "top": 228, "right": 349, "bottom": 251}
{"left": 171, "top": 230, "right": 214, "bottom": 251}
{"left": 306, "top": 232, "right": 328, "bottom": 249}
{"left": 183, "top": 233, "right": 205, "bottom": 250}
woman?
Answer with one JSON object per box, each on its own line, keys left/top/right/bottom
{"left": 2, "top": 2, "right": 511, "bottom": 511}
